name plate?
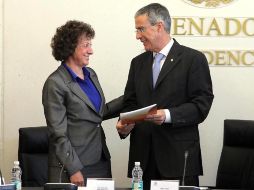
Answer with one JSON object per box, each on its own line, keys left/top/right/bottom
{"left": 151, "top": 180, "right": 179, "bottom": 190}
{"left": 86, "top": 178, "right": 114, "bottom": 190}
{"left": 0, "top": 184, "right": 15, "bottom": 190}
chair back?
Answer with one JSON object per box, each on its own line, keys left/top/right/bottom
{"left": 18, "top": 126, "right": 48, "bottom": 187}
{"left": 216, "top": 119, "right": 254, "bottom": 189}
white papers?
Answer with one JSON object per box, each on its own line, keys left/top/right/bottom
{"left": 78, "top": 187, "right": 87, "bottom": 190}
{"left": 120, "top": 104, "right": 157, "bottom": 124}
{"left": 86, "top": 178, "right": 114, "bottom": 190}
{"left": 151, "top": 180, "right": 179, "bottom": 190}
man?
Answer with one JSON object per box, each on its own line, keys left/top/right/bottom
{"left": 116, "top": 3, "right": 214, "bottom": 190}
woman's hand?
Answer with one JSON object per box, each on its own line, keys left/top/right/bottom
{"left": 116, "top": 120, "right": 135, "bottom": 135}
{"left": 70, "top": 170, "right": 84, "bottom": 186}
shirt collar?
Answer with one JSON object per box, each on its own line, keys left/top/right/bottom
{"left": 153, "top": 38, "right": 174, "bottom": 58}
{"left": 63, "top": 63, "right": 90, "bottom": 81}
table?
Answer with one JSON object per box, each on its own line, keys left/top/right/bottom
{"left": 22, "top": 188, "right": 243, "bottom": 190}
{"left": 22, "top": 188, "right": 131, "bottom": 190}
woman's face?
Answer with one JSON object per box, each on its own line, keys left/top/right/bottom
{"left": 71, "top": 36, "right": 93, "bottom": 67}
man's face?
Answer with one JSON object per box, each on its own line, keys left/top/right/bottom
{"left": 135, "top": 14, "right": 159, "bottom": 52}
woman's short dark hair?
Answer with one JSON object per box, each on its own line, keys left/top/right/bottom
{"left": 51, "top": 20, "right": 95, "bottom": 62}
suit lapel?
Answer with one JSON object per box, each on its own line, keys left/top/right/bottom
{"left": 69, "top": 82, "right": 98, "bottom": 113}
{"left": 57, "top": 65, "right": 101, "bottom": 115}
{"left": 87, "top": 68, "right": 105, "bottom": 116}
{"left": 144, "top": 52, "right": 155, "bottom": 91}
{"left": 155, "top": 40, "right": 183, "bottom": 88}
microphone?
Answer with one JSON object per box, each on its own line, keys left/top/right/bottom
{"left": 0, "top": 168, "right": 16, "bottom": 190}
{"left": 0, "top": 168, "right": 4, "bottom": 185}
{"left": 182, "top": 150, "right": 189, "bottom": 186}
{"left": 59, "top": 165, "right": 65, "bottom": 183}
{"left": 180, "top": 151, "right": 205, "bottom": 190}
{"left": 44, "top": 152, "right": 78, "bottom": 190}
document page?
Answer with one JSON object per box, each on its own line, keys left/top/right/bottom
{"left": 120, "top": 104, "right": 157, "bottom": 124}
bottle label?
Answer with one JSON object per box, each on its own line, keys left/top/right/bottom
{"left": 15, "top": 181, "right": 22, "bottom": 190}
{"left": 132, "top": 181, "right": 143, "bottom": 190}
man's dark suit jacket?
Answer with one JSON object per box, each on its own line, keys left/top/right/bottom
{"left": 123, "top": 39, "right": 214, "bottom": 178}
{"left": 42, "top": 64, "right": 123, "bottom": 182}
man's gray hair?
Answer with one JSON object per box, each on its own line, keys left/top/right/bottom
{"left": 135, "top": 3, "right": 171, "bottom": 34}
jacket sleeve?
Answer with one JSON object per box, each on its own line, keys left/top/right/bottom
{"left": 42, "top": 77, "right": 83, "bottom": 176}
{"left": 103, "top": 95, "right": 124, "bottom": 120}
{"left": 170, "top": 52, "right": 214, "bottom": 127}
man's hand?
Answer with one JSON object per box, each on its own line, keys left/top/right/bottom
{"left": 70, "top": 170, "right": 84, "bottom": 186}
{"left": 145, "top": 109, "right": 166, "bottom": 125}
{"left": 116, "top": 120, "right": 135, "bottom": 135}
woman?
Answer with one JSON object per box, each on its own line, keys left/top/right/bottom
{"left": 42, "top": 20, "right": 122, "bottom": 186}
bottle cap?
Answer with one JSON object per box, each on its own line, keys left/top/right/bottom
{"left": 134, "top": 162, "right": 140, "bottom": 166}
{"left": 14, "top": 161, "right": 20, "bottom": 165}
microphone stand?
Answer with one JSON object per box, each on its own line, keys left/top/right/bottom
{"left": 180, "top": 151, "right": 209, "bottom": 190}
{"left": 44, "top": 152, "right": 77, "bottom": 190}
{"left": 182, "top": 151, "right": 189, "bottom": 186}
{"left": 0, "top": 168, "right": 16, "bottom": 190}
{"left": 59, "top": 162, "right": 65, "bottom": 183}
{"left": 0, "top": 168, "right": 4, "bottom": 185}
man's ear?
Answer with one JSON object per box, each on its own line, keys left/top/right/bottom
{"left": 157, "top": 21, "right": 164, "bottom": 32}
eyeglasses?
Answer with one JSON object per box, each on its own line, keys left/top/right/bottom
{"left": 135, "top": 26, "right": 146, "bottom": 34}
{"left": 135, "top": 23, "right": 158, "bottom": 34}
{"left": 78, "top": 42, "right": 92, "bottom": 49}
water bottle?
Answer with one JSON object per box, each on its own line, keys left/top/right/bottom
{"left": 10, "top": 161, "right": 22, "bottom": 190}
{"left": 132, "top": 162, "right": 143, "bottom": 190}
